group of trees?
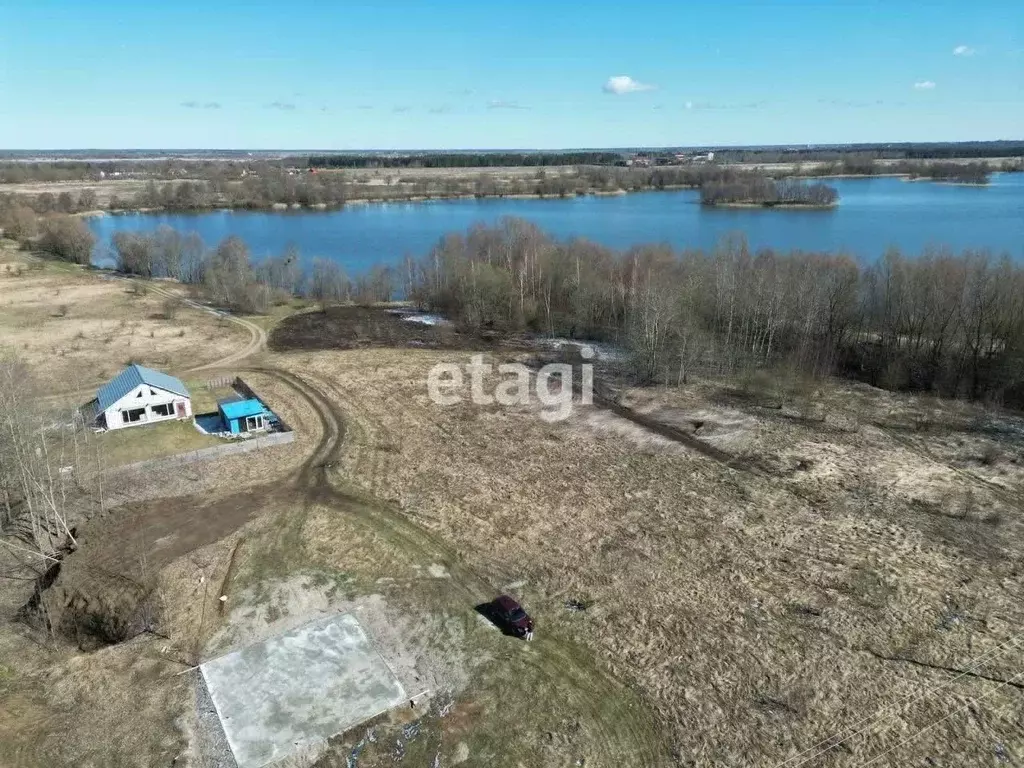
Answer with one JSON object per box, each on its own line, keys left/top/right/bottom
{"left": 700, "top": 176, "right": 839, "bottom": 206}
{"left": 0, "top": 358, "right": 83, "bottom": 562}
{"left": 0, "top": 189, "right": 98, "bottom": 216}
{"left": 907, "top": 162, "right": 991, "bottom": 184}
{"left": 0, "top": 196, "right": 97, "bottom": 264}
{"left": 107, "top": 228, "right": 395, "bottom": 312}
{"left": 406, "top": 219, "right": 1024, "bottom": 403}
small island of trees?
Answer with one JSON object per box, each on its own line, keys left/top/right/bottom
{"left": 907, "top": 161, "right": 991, "bottom": 185}
{"left": 700, "top": 175, "right": 839, "bottom": 208}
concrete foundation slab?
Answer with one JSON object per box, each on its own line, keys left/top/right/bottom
{"left": 200, "top": 613, "right": 407, "bottom": 768}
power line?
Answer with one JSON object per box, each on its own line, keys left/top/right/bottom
{"left": 773, "top": 633, "right": 1023, "bottom": 768}
{"left": 854, "top": 669, "right": 1024, "bottom": 768}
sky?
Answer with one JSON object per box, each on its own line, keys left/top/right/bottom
{"left": 0, "top": 0, "right": 1021, "bottom": 149}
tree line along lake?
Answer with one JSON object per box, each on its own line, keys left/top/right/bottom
{"left": 87, "top": 174, "right": 1024, "bottom": 272}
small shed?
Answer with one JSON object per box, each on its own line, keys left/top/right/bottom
{"left": 218, "top": 398, "right": 271, "bottom": 435}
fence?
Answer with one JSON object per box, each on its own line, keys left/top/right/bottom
{"left": 202, "top": 375, "right": 294, "bottom": 433}
{"left": 205, "top": 375, "right": 234, "bottom": 390}
{"left": 115, "top": 430, "right": 295, "bottom": 474}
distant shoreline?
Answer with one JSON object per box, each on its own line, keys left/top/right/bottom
{"left": 84, "top": 185, "right": 695, "bottom": 216}
{"left": 45, "top": 168, "right": 1016, "bottom": 217}
{"left": 703, "top": 201, "right": 838, "bottom": 210}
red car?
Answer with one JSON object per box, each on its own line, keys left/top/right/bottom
{"left": 488, "top": 595, "right": 534, "bottom": 638}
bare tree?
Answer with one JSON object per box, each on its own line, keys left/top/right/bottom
{"left": 309, "top": 258, "right": 349, "bottom": 310}
{"left": 0, "top": 356, "right": 79, "bottom": 562}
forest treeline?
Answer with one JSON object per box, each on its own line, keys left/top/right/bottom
{"left": 2, "top": 144, "right": 1020, "bottom": 187}
{"left": 700, "top": 177, "right": 839, "bottom": 206}
{"left": 706, "top": 141, "right": 1024, "bottom": 164}
{"left": 405, "top": 219, "right": 1024, "bottom": 405}
{"left": 307, "top": 152, "right": 624, "bottom": 169}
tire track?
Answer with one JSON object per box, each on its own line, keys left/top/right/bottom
{"left": 140, "top": 280, "right": 267, "bottom": 372}
{"left": 294, "top": 368, "right": 673, "bottom": 767}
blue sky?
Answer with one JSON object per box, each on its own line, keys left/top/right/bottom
{"left": 0, "top": 0, "right": 1021, "bottom": 149}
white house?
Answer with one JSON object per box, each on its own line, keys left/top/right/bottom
{"left": 96, "top": 364, "right": 192, "bottom": 430}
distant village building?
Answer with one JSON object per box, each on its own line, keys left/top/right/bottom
{"left": 96, "top": 364, "right": 192, "bottom": 430}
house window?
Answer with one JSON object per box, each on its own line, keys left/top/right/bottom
{"left": 244, "top": 415, "right": 265, "bottom": 431}
{"left": 151, "top": 403, "right": 173, "bottom": 417}
{"left": 123, "top": 407, "right": 146, "bottom": 423}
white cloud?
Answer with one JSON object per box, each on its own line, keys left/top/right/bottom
{"left": 953, "top": 45, "right": 975, "bottom": 56}
{"left": 487, "top": 100, "right": 529, "bottom": 110}
{"left": 913, "top": 80, "right": 936, "bottom": 90}
{"left": 602, "top": 75, "right": 655, "bottom": 95}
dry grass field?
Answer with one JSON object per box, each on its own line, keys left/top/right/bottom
{"left": 278, "top": 348, "right": 1024, "bottom": 767}
{"left": 0, "top": 241, "right": 248, "bottom": 394}
{"left": 1, "top": 179, "right": 180, "bottom": 207}
{"left": 1, "top": 266, "right": 1022, "bottom": 768}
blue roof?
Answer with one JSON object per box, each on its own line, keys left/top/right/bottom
{"left": 96, "top": 364, "right": 189, "bottom": 412}
{"left": 218, "top": 398, "right": 268, "bottom": 421}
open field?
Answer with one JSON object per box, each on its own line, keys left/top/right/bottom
{"left": 271, "top": 346, "right": 1024, "bottom": 766}
{"left": 1, "top": 178, "right": 184, "bottom": 207}
{"left": 1, "top": 267, "right": 1023, "bottom": 768}
{"left": 0, "top": 240, "right": 249, "bottom": 394}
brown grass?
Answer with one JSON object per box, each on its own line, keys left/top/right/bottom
{"left": 0, "top": 249, "right": 248, "bottom": 394}
{"left": 3, "top": 309, "right": 1023, "bottom": 767}
{"left": 282, "top": 348, "right": 1024, "bottom": 767}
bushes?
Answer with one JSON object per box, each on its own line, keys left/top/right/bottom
{"left": 38, "top": 215, "right": 95, "bottom": 264}
{"left": 0, "top": 204, "right": 39, "bottom": 242}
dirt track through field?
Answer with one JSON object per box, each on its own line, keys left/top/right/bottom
{"left": 252, "top": 366, "right": 673, "bottom": 767}
{"left": 140, "top": 280, "right": 267, "bottom": 372}
{"left": 43, "top": 286, "right": 670, "bottom": 763}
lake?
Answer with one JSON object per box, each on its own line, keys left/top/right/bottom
{"left": 88, "top": 174, "right": 1024, "bottom": 272}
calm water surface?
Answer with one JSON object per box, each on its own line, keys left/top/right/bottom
{"left": 89, "top": 174, "right": 1024, "bottom": 272}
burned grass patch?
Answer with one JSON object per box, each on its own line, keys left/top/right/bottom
{"left": 269, "top": 305, "right": 487, "bottom": 352}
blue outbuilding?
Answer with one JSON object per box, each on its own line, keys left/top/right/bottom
{"left": 218, "top": 398, "right": 272, "bottom": 435}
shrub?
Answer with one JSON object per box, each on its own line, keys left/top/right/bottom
{"left": 979, "top": 444, "right": 1002, "bottom": 466}
{"left": 0, "top": 204, "right": 39, "bottom": 241}
{"left": 161, "top": 297, "right": 178, "bottom": 320}
{"left": 38, "top": 215, "right": 95, "bottom": 264}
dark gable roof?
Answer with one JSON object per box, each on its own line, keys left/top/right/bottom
{"left": 96, "top": 364, "right": 190, "bottom": 412}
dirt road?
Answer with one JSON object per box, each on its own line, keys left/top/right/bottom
{"left": 138, "top": 280, "right": 267, "bottom": 372}
{"left": 277, "top": 366, "right": 673, "bottom": 767}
